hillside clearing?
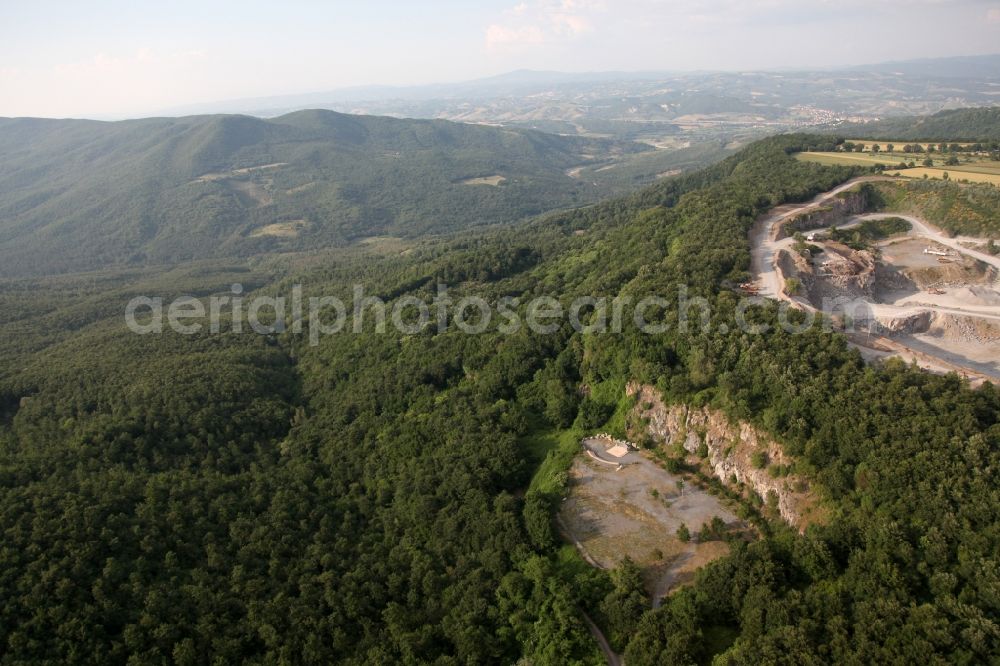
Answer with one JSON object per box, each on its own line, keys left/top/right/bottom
{"left": 559, "top": 436, "right": 742, "bottom": 605}
{"left": 250, "top": 220, "right": 307, "bottom": 238}
{"left": 459, "top": 175, "right": 506, "bottom": 186}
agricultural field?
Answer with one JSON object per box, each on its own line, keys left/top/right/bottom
{"left": 796, "top": 150, "right": 1000, "bottom": 185}
{"left": 847, "top": 140, "right": 975, "bottom": 152}
{"left": 882, "top": 167, "right": 1000, "bottom": 184}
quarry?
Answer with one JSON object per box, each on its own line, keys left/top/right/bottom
{"left": 751, "top": 178, "right": 1000, "bottom": 383}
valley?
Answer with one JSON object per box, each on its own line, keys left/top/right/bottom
{"left": 0, "top": 111, "right": 655, "bottom": 278}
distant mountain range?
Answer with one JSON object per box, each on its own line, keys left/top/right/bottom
{"left": 0, "top": 110, "right": 649, "bottom": 277}
{"left": 155, "top": 54, "right": 1000, "bottom": 122}
{"left": 156, "top": 69, "right": 688, "bottom": 117}
{"left": 847, "top": 53, "right": 1000, "bottom": 79}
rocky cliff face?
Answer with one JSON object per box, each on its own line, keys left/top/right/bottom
{"left": 876, "top": 310, "right": 932, "bottom": 334}
{"left": 819, "top": 243, "right": 877, "bottom": 298}
{"left": 783, "top": 186, "right": 872, "bottom": 237}
{"left": 778, "top": 241, "right": 877, "bottom": 307}
{"left": 627, "top": 383, "right": 822, "bottom": 532}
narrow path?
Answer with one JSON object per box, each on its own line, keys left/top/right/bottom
{"left": 555, "top": 514, "right": 604, "bottom": 569}
{"left": 555, "top": 516, "right": 623, "bottom": 665}
{"left": 846, "top": 333, "right": 996, "bottom": 386}
{"left": 555, "top": 457, "right": 620, "bottom": 666}
{"left": 582, "top": 611, "right": 623, "bottom": 666}
{"left": 651, "top": 548, "right": 694, "bottom": 609}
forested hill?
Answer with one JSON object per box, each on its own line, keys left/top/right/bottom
{"left": 833, "top": 106, "right": 1000, "bottom": 141}
{"left": 0, "top": 110, "right": 648, "bottom": 277}
{"left": 0, "top": 134, "right": 997, "bottom": 663}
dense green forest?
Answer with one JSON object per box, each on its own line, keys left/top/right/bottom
{"left": 1, "top": 133, "right": 997, "bottom": 663}
{"left": 0, "top": 110, "right": 654, "bottom": 277}
{"left": 834, "top": 106, "right": 1000, "bottom": 141}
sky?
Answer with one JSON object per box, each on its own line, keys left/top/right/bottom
{"left": 2, "top": 0, "right": 1000, "bottom": 118}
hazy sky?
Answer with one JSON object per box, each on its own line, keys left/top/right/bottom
{"left": 2, "top": 0, "right": 1000, "bottom": 118}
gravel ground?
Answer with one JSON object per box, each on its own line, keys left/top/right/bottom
{"left": 559, "top": 438, "right": 740, "bottom": 605}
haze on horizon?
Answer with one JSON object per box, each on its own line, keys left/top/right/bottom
{"left": 2, "top": 0, "right": 1000, "bottom": 119}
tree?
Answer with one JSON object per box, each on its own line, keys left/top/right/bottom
{"left": 923, "top": 157, "right": 934, "bottom": 167}
{"left": 696, "top": 516, "right": 728, "bottom": 542}
{"left": 677, "top": 523, "right": 691, "bottom": 543}
{"left": 524, "top": 493, "right": 556, "bottom": 550}
{"left": 576, "top": 397, "right": 614, "bottom": 430}
{"left": 600, "top": 558, "right": 649, "bottom": 649}
{"left": 544, "top": 379, "right": 578, "bottom": 428}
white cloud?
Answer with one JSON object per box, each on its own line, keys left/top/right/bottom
{"left": 0, "top": 48, "right": 212, "bottom": 117}
{"left": 486, "top": 0, "right": 603, "bottom": 50}
{"left": 53, "top": 49, "right": 206, "bottom": 77}
{"left": 486, "top": 24, "right": 547, "bottom": 47}
{"left": 486, "top": 0, "right": 996, "bottom": 50}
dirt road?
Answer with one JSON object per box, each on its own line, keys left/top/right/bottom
{"left": 748, "top": 180, "right": 1000, "bottom": 380}
{"left": 805, "top": 213, "right": 1000, "bottom": 323}
{"left": 748, "top": 177, "right": 892, "bottom": 299}
{"left": 749, "top": 180, "right": 1000, "bottom": 318}
{"left": 859, "top": 213, "right": 1000, "bottom": 271}
{"left": 582, "top": 612, "right": 622, "bottom": 666}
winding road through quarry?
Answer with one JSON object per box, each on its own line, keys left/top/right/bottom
{"left": 749, "top": 177, "right": 1000, "bottom": 382}
{"left": 749, "top": 177, "right": 892, "bottom": 300}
